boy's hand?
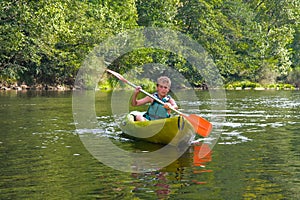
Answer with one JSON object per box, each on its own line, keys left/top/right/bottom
{"left": 134, "top": 86, "right": 142, "bottom": 94}
{"left": 164, "top": 103, "right": 172, "bottom": 110}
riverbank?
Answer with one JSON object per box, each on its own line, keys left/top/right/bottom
{"left": 225, "top": 81, "right": 298, "bottom": 91}
{"left": 1, "top": 85, "right": 298, "bottom": 91}
{"left": 0, "top": 81, "right": 298, "bottom": 91}
{"left": 0, "top": 84, "right": 73, "bottom": 91}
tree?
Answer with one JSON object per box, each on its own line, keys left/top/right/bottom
{"left": 0, "top": 0, "right": 138, "bottom": 86}
{"left": 136, "top": 0, "right": 179, "bottom": 28}
{"left": 1, "top": 0, "right": 299, "bottom": 87}
{"left": 246, "top": 0, "right": 299, "bottom": 83}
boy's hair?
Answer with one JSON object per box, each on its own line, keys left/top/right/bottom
{"left": 157, "top": 76, "right": 171, "bottom": 88}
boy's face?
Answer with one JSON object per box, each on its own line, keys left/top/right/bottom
{"left": 157, "top": 83, "right": 170, "bottom": 97}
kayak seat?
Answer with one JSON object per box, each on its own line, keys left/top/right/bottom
{"left": 130, "top": 114, "right": 137, "bottom": 121}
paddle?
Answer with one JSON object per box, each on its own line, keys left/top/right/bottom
{"left": 106, "top": 69, "right": 212, "bottom": 137}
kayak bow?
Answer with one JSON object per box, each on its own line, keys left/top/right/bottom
{"left": 120, "top": 111, "right": 195, "bottom": 146}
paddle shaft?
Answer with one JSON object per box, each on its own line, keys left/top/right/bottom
{"left": 124, "top": 79, "right": 183, "bottom": 115}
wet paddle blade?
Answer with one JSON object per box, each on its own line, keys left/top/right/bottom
{"left": 184, "top": 114, "right": 212, "bottom": 137}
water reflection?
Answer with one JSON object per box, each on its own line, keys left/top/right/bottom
{"left": 129, "top": 143, "right": 213, "bottom": 199}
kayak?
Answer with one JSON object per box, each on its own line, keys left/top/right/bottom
{"left": 120, "top": 111, "right": 195, "bottom": 147}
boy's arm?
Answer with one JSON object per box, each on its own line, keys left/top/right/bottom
{"left": 131, "top": 86, "right": 152, "bottom": 106}
{"left": 133, "top": 96, "right": 152, "bottom": 106}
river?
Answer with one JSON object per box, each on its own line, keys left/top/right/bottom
{"left": 0, "top": 90, "right": 299, "bottom": 199}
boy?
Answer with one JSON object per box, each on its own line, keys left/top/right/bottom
{"left": 131, "top": 76, "right": 178, "bottom": 121}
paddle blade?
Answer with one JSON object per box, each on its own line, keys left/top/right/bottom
{"left": 184, "top": 114, "right": 212, "bottom": 137}
{"left": 106, "top": 69, "right": 128, "bottom": 83}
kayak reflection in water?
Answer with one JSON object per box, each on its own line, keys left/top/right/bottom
{"left": 131, "top": 76, "right": 178, "bottom": 121}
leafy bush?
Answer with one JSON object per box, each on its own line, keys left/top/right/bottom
{"left": 225, "top": 81, "right": 262, "bottom": 90}
{"left": 266, "top": 83, "right": 295, "bottom": 90}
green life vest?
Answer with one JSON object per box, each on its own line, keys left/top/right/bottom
{"left": 144, "top": 92, "right": 171, "bottom": 120}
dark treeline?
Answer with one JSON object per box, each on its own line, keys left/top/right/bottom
{"left": 1, "top": 0, "right": 299, "bottom": 88}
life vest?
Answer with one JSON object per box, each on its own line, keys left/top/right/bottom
{"left": 144, "top": 92, "right": 171, "bottom": 120}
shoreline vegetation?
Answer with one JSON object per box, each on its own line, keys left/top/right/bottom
{"left": 0, "top": 81, "right": 298, "bottom": 92}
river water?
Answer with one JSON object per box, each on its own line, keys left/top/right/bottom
{"left": 0, "top": 90, "right": 299, "bottom": 199}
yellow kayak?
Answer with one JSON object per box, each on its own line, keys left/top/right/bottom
{"left": 120, "top": 111, "right": 195, "bottom": 146}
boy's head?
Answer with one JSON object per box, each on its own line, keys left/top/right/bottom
{"left": 157, "top": 76, "right": 171, "bottom": 89}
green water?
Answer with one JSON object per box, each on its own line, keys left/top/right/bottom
{"left": 0, "top": 90, "right": 299, "bottom": 199}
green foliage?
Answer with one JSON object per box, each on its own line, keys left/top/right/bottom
{"left": 226, "top": 81, "right": 296, "bottom": 90}
{"left": 0, "top": 0, "right": 299, "bottom": 88}
{"left": 0, "top": 0, "right": 138, "bottom": 86}
{"left": 266, "top": 83, "right": 295, "bottom": 90}
{"left": 136, "top": 0, "right": 179, "bottom": 28}
{"left": 226, "top": 81, "right": 262, "bottom": 90}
